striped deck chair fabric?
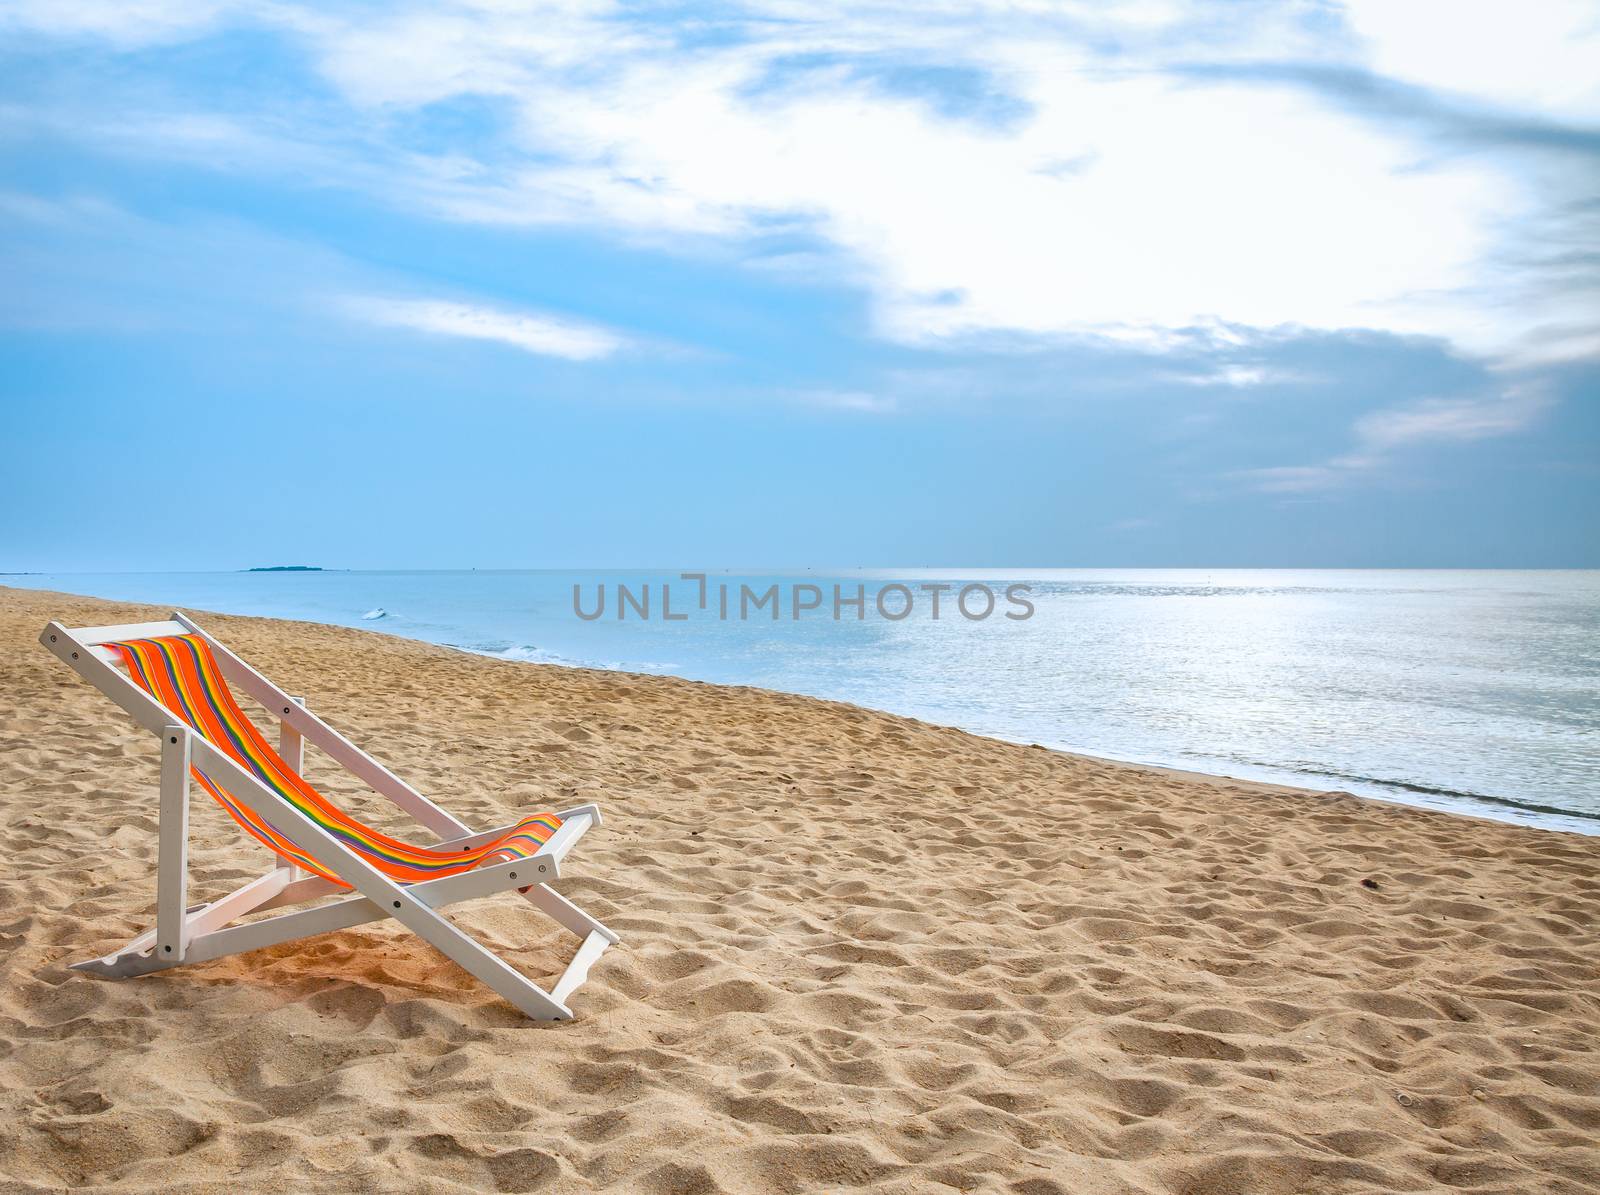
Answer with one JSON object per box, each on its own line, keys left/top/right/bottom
{"left": 109, "top": 634, "right": 562, "bottom": 886}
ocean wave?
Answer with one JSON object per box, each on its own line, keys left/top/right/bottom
{"left": 452, "top": 642, "right": 602, "bottom": 669}
{"left": 1203, "top": 753, "right": 1600, "bottom": 824}
{"left": 454, "top": 642, "right": 680, "bottom": 674}
{"left": 488, "top": 644, "right": 578, "bottom": 666}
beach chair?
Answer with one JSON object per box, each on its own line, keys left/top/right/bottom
{"left": 39, "top": 612, "right": 618, "bottom": 1020}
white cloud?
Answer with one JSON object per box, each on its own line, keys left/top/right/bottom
{"left": 9, "top": 1, "right": 1598, "bottom": 365}
{"left": 1234, "top": 465, "right": 1344, "bottom": 495}
{"left": 290, "top": 1, "right": 1592, "bottom": 362}
{"left": 1342, "top": 0, "right": 1600, "bottom": 122}
{"left": 1168, "top": 365, "right": 1310, "bottom": 388}
{"left": 793, "top": 389, "right": 898, "bottom": 414}
{"left": 1238, "top": 385, "right": 1550, "bottom": 492}
{"left": 0, "top": 0, "right": 246, "bottom": 46}
{"left": 345, "top": 296, "right": 627, "bottom": 361}
{"left": 0, "top": 188, "right": 387, "bottom": 335}
{"left": 1356, "top": 387, "right": 1552, "bottom": 450}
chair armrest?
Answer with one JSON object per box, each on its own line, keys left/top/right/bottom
{"left": 432, "top": 802, "right": 601, "bottom": 853}
{"left": 532, "top": 812, "right": 594, "bottom": 878}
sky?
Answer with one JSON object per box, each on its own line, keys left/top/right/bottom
{"left": 1, "top": 0, "right": 1597, "bottom": 569}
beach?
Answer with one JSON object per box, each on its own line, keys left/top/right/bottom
{"left": 1, "top": 585, "right": 1597, "bottom": 1194}
{"left": 8, "top": 568, "right": 1595, "bottom": 832}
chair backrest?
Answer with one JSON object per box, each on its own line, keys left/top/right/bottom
{"left": 108, "top": 634, "right": 344, "bottom": 880}
{"left": 103, "top": 634, "right": 560, "bottom": 882}
{"left": 66, "top": 620, "right": 189, "bottom": 666}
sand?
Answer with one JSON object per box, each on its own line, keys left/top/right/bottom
{"left": 0, "top": 586, "right": 1596, "bottom": 1194}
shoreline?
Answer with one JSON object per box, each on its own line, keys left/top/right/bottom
{"left": 5, "top": 580, "right": 1593, "bottom": 837}
{"left": 987, "top": 738, "right": 1600, "bottom": 839}
{"left": 3, "top": 585, "right": 1599, "bottom": 1191}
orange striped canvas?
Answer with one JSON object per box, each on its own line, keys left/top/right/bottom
{"left": 107, "top": 634, "right": 561, "bottom": 886}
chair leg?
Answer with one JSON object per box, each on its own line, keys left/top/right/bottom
{"left": 550, "top": 932, "right": 612, "bottom": 1006}
{"left": 383, "top": 892, "right": 577, "bottom": 1019}
{"left": 278, "top": 697, "right": 312, "bottom": 883}
{"left": 72, "top": 867, "right": 293, "bottom": 978}
{"left": 76, "top": 878, "right": 609, "bottom": 1019}
{"left": 155, "top": 724, "right": 192, "bottom": 962}
{"left": 519, "top": 883, "right": 621, "bottom": 945}
{"left": 75, "top": 781, "right": 610, "bottom": 1018}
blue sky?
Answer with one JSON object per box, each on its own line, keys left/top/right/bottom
{"left": 2, "top": 0, "right": 1596, "bottom": 569}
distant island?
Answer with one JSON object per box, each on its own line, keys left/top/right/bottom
{"left": 245, "top": 565, "right": 324, "bottom": 572}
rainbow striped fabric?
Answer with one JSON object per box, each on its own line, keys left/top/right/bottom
{"left": 107, "top": 634, "right": 562, "bottom": 886}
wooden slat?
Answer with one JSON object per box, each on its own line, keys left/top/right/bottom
{"left": 551, "top": 932, "right": 611, "bottom": 1006}
{"left": 71, "top": 619, "right": 188, "bottom": 646}
{"left": 538, "top": 813, "right": 592, "bottom": 874}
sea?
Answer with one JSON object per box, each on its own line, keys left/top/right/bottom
{"left": 7, "top": 569, "right": 1597, "bottom": 835}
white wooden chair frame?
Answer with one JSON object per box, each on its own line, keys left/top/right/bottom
{"left": 40, "top": 611, "right": 619, "bottom": 1020}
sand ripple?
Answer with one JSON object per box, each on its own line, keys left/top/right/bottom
{"left": 1, "top": 588, "right": 1597, "bottom": 1193}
